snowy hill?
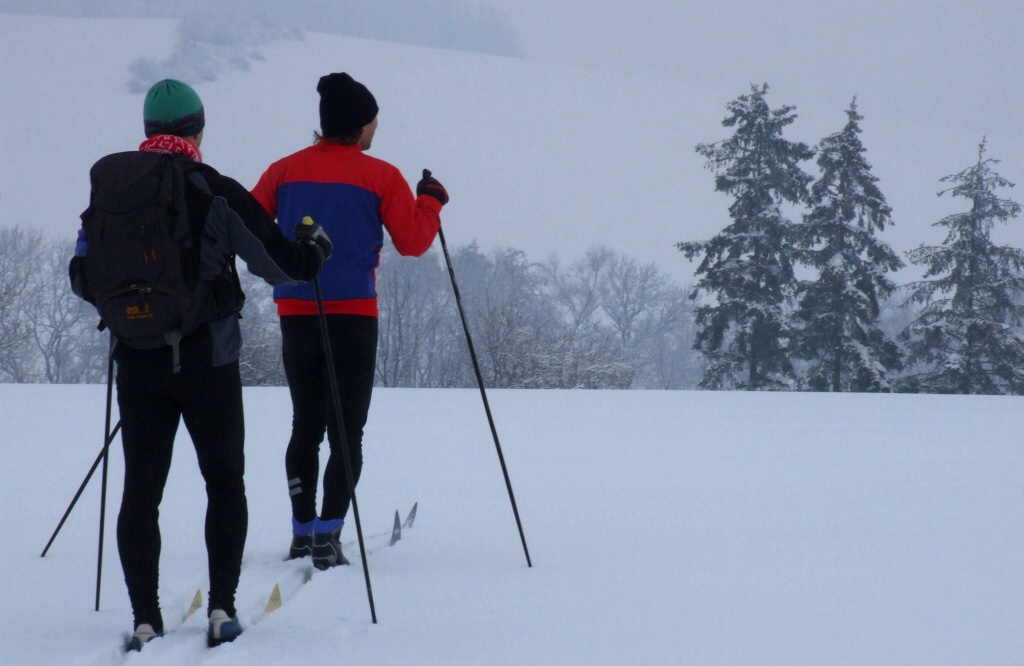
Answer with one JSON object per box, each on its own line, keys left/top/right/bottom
{"left": 2, "top": 13, "right": 1022, "bottom": 287}
{"left": 1, "top": 383, "right": 1022, "bottom": 664}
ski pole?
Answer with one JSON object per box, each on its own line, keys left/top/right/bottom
{"left": 303, "top": 216, "right": 378, "bottom": 623}
{"left": 40, "top": 420, "right": 121, "bottom": 558}
{"left": 431, "top": 192, "right": 532, "bottom": 568}
{"left": 41, "top": 335, "right": 118, "bottom": 599}
{"left": 95, "top": 333, "right": 116, "bottom": 610}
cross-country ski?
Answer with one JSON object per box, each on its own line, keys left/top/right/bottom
{"left": 118, "top": 505, "right": 417, "bottom": 654}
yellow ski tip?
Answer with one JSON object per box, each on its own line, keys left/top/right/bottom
{"left": 265, "top": 583, "right": 283, "bottom": 614}
{"left": 184, "top": 589, "right": 203, "bottom": 619}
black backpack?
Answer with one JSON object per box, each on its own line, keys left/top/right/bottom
{"left": 78, "top": 151, "right": 242, "bottom": 370}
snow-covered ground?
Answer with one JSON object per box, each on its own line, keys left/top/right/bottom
{"left": 1, "top": 383, "right": 1021, "bottom": 665}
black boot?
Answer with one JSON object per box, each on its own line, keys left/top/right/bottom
{"left": 312, "top": 518, "right": 349, "bottom": 570}
{"left": 289, "top": 517, "right": 314, "bottom": 559}
{"left": 289, "top": 534, "right": 313, "bottom": 559}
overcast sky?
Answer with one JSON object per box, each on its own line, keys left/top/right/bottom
{"left": 3, "top": 0, "right": 1021, "bottom": 270}
{"left": 498, "top": 1, "right": 1022, "bottom": 80}
{"left": 497, "top": 0, "right": 1023, "bottom": 134}
{"left": 6, "top": 0, "right": 1021, "bottom": 131}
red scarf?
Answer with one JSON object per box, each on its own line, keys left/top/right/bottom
{"left": 138, "top": 134, "right": 203, "bottom": 163}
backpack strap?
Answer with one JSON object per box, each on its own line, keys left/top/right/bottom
{"left": 164, "top": 330, "right": 183, "bottom": 373}
{"left": 164, "top": 157, "right": 191, "bottom": 247}
{"left": 184, "top": 168, "right": 212, "bottom": 195}
{"left": 160, "top": 157, "right": 189, "bottom": 374}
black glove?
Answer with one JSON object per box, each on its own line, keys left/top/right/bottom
{"left": 294, "top": 216, "right": 333, "bottom": 268}
{"left": 416, "top": 169, "right": 449, "bottom": 206}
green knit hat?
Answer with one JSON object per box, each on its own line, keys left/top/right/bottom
{"left": 143, "top": 79, "right": 205, "bottom": 137}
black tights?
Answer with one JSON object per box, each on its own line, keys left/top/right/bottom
{"left": 280, "top": 314, "right": 377, "bottom": 523}
{"left": 116, "top": 359, "right": 247, "bottom": 632}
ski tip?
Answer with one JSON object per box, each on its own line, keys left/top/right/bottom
{"left": 184, "top": 589, "right": 203, "bottom": 620}
{"left": 265, "top": 583, "right": 283, "bottom": 614}
{"left": 389, "top": 510, "right": 402, "bottom": 546}
{"left": 403, "top": 501, "right": 418, "bottom": 529}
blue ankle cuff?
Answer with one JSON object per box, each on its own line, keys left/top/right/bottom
{"left": 292, "top": 517, "right": 315, "bottom": 536}
{"left": 313, "top": 517, "right": 344, "bottom": 534}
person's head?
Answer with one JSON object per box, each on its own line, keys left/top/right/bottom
{"left": 316, "top": 72, "right": 378, "bottom": 149}
{"left": 143, "top": 79, "right": 205, "bottom": 147}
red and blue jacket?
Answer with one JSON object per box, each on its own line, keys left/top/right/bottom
{"left": 251, "top": 140, "right": 442, "bottom": 317}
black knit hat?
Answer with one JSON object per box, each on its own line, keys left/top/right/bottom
{"left": 317, "top": 73, "right": 378, "bottom": 139}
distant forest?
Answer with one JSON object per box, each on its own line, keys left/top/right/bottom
{"left": 2, "top": 82, "right": 1022, "bottom": 393}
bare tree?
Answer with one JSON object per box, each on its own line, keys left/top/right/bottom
{"left": 0, "top": 226, "right": 42, "bottom": 382}
{"left": 542, "top": 247, "right": 613, "bottom": 335}
{"left": 630, "top": 282, "right": 701, "bottom": 389}
{"left": 237, "top": 270, "right": 286, "bottom": 386}
{"left": 376, "top": 244, "right": 452, "bottom": 387}
{"left": 601, "top": 255, "right": 665, "bottom": 347}
{"left": 24, "top": 239, "right": 94, "bottom": 383}
{"left": 471, "top": 248, "right": 558, "bottom": 387}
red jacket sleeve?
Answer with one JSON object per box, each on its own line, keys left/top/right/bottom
{"left": 379, "top": 166, "right": 442, "bottom": 257}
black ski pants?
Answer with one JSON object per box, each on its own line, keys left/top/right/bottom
{"left": 115, "top": 357, "right": 247, "bottom": 632}
{"left": 280, "top": 314, "right": 377, "bottom": 524}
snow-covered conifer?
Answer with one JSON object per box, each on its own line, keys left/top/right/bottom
{"left": 679, "top": 84, "right": 813, "bottom": 390}
{"left": 792, "top": 99, "right": 904, "bottom": 392}
{"left": 901, "top": 139, "right": 1024, "bottom": 394}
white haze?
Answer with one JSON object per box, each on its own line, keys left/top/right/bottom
{"left": 1, "top": 6, "right": 1022, "bottom": 287}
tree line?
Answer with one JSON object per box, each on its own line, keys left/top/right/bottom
{"left": 2, "top": 84, "right": 1022, "bottom": 393}
{"left": 680, "top": 83, "right": 1024, "bottom": 394}
{"left": 0, "top": 229, "right": 701, "bottom": 389}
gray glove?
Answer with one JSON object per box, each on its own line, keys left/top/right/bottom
{"left": 294, "top": 216, "right": 333, "bottom": 267}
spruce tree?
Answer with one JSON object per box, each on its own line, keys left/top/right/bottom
{"left": 793, "top": 99, "right": 904, "bottom": 392}
{"left": 901, "top": 139, "right": 1024, "bottom": 394}
{"left": 679, "top": 83, "right": 813, "bottom": 390}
